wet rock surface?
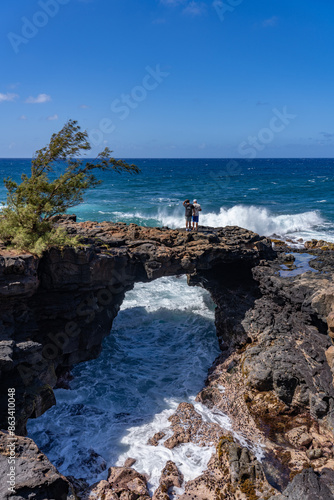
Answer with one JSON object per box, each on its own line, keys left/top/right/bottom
{"left": 175, "top": 437, "right": 276, "bottom": 500}
{"left": 0, "top": 222, "right": 273, "bottom": 435}
{"left": 187, "top": 249, "right": 334, "bottom": 497}
{"left": 164, "top": 402, "right": 222, "bottom": 449}
{"left": 81, "top": 466, "right": 150, "bottom": 500}
{"left": 153, "top": 460, "right": 184, "bottom": 500}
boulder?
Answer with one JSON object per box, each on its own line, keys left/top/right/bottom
{"left": 268, "top": 468, "right": 334, "bottom": 500}
{"left": 0, "top": 431, "right": 73, "bottom": 500}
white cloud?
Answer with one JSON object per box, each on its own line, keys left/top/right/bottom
{"left": 25, "top": 93, "right": 51, "bottom": 104}
{"left": 183, "top": 1, "right": 206, "bottom": 16}
{"left": 19, "top": 115, "right": 27, "bottom": 120}
{"left": 80, "top": 104, "right": 90, "bottom": 109}
{"left": 262, "top": 16, "right": 278, "bottom": 27}
{"left": 47, "top": 114, "right": 58, "bottom": 121}
{"left": 0, "top": 92, "right": 19, "bottom": 103}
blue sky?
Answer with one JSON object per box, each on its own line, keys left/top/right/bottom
{"left": 1, "top": 0, "right": 334, "bottom": 158}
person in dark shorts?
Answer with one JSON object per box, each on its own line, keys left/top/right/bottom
{"left": 192, "top": 199, "right": 202, "bottom": 231}
{"left": 183, "top": 199, "right": 194, "bottom": 231}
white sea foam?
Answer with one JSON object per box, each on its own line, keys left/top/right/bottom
{"left": 154, "top": 205, "right": 326, "bottom": 241}
{"left": 116, "top": 400, "right": 225, "bottom": 493}
{"left": 97, "top": 204, "right": 332, "bottom": 244}
{"left": 116, "top": 394, "right": 264, "bottom": 494}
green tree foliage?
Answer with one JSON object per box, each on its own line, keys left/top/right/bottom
{"left": 0, "top": 120, "right": 140, "bottom": 254}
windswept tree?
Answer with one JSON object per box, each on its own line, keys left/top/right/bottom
{"left": 0, "top": 120, "right": 140, "bottom": 254}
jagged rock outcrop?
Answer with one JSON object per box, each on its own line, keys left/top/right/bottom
{"left": 153, "top": 460, "right": 184, "bottom": 500}
{"left": 163, "top": 402, "right": 222, "bottom": 449}
{"left": 174, "top": 435, "right": 276, "bottom": 500}
{"left": 0, "top": 430, "right": 74, "bottom": 500}
{"left": 0, "top": 222, "right": 274, "bottom": 435}
{"left": 188, "top": 251, "right": 334, "bottom": 496}
{"left": 268, "top": 467, "right": 334, "bottom": 499}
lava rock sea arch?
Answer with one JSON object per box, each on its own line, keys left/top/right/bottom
{"left": 0, "top": 222, "right": 273, "bottom": 435}
{"left": 2, "top": 221, "right": 334, "bottom": 499}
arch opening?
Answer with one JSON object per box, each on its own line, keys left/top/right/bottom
{"left": 27, "top": 275, "right": 222, "bottom": 491}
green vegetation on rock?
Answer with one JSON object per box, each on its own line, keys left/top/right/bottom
{"left": 0, "top": 120, "right": 139, "bottom": 255}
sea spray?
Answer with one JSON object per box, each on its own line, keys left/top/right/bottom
{"left": 154, "top": 204, "right": 326, "bottom": 240}
{"left": 93, "top": 204, "right": 329, "bottom": 243}
{"left": 27, "top": 276, "right": 223, "bottom": 490}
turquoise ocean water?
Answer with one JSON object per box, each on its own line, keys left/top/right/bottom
{"left": 1, "top": 158, "right": 334, "bottom": 242}
{"left": 1, "top": 157, "right": 333, "bottom": 490}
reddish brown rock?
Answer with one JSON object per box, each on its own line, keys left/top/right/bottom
{"left": 147, "top": 431, "right": 166, "bottom": 446}
{"left": 107, "top": 466, "right": 150, "bottom": 497}
{"left": 153, "top": 460, "right": 183, "bottom": 500}
{"left": 164, "top": 402, "right": 222, "bottom": 449}
{"left": 159, "top": 460, "right": 183, "bottom": 489}
{"left": 124, "top": 457, "right": 137, "bottom": 467}
{"left": 286, "top": 426, "right": 313, "bottom": 448}
{"left": 81, "top": 479, "right": 115, "bottom": 500}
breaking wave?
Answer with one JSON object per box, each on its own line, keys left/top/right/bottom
{"left": 154, "top": 205, "right": 326, "bottom": 240}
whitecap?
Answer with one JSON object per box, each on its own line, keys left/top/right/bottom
{"left": 155, "top": 204, "right": 325, "bottom": 241}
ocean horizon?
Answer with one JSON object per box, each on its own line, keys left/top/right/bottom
{"left": 1, "top": 157, "right": 334, "bottom": 244}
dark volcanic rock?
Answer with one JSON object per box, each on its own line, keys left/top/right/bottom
{"left": 0, "top": 431, "right": 73, "bottom": 500}
{"left": 190, "top": 251, "right": 334, "bottom": 496}
{"left": 241, "top": 264, "right": 334, "bottom": 430}
{"left": 82, "top": 466, "right": 150, "bottom": 499}
{"left": 268, "top": 468, "right": 334, "bottom": 499}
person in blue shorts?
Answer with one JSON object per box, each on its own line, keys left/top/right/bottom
{"left": 192, "top": 199, "right": 202, "bottom": 231}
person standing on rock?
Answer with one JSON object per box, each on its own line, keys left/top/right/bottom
{"left": 183, "top": 199, "right": 194, "bottom": 231}
{"left": 192, "top": 199, "right": 202, "bottom": 232}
